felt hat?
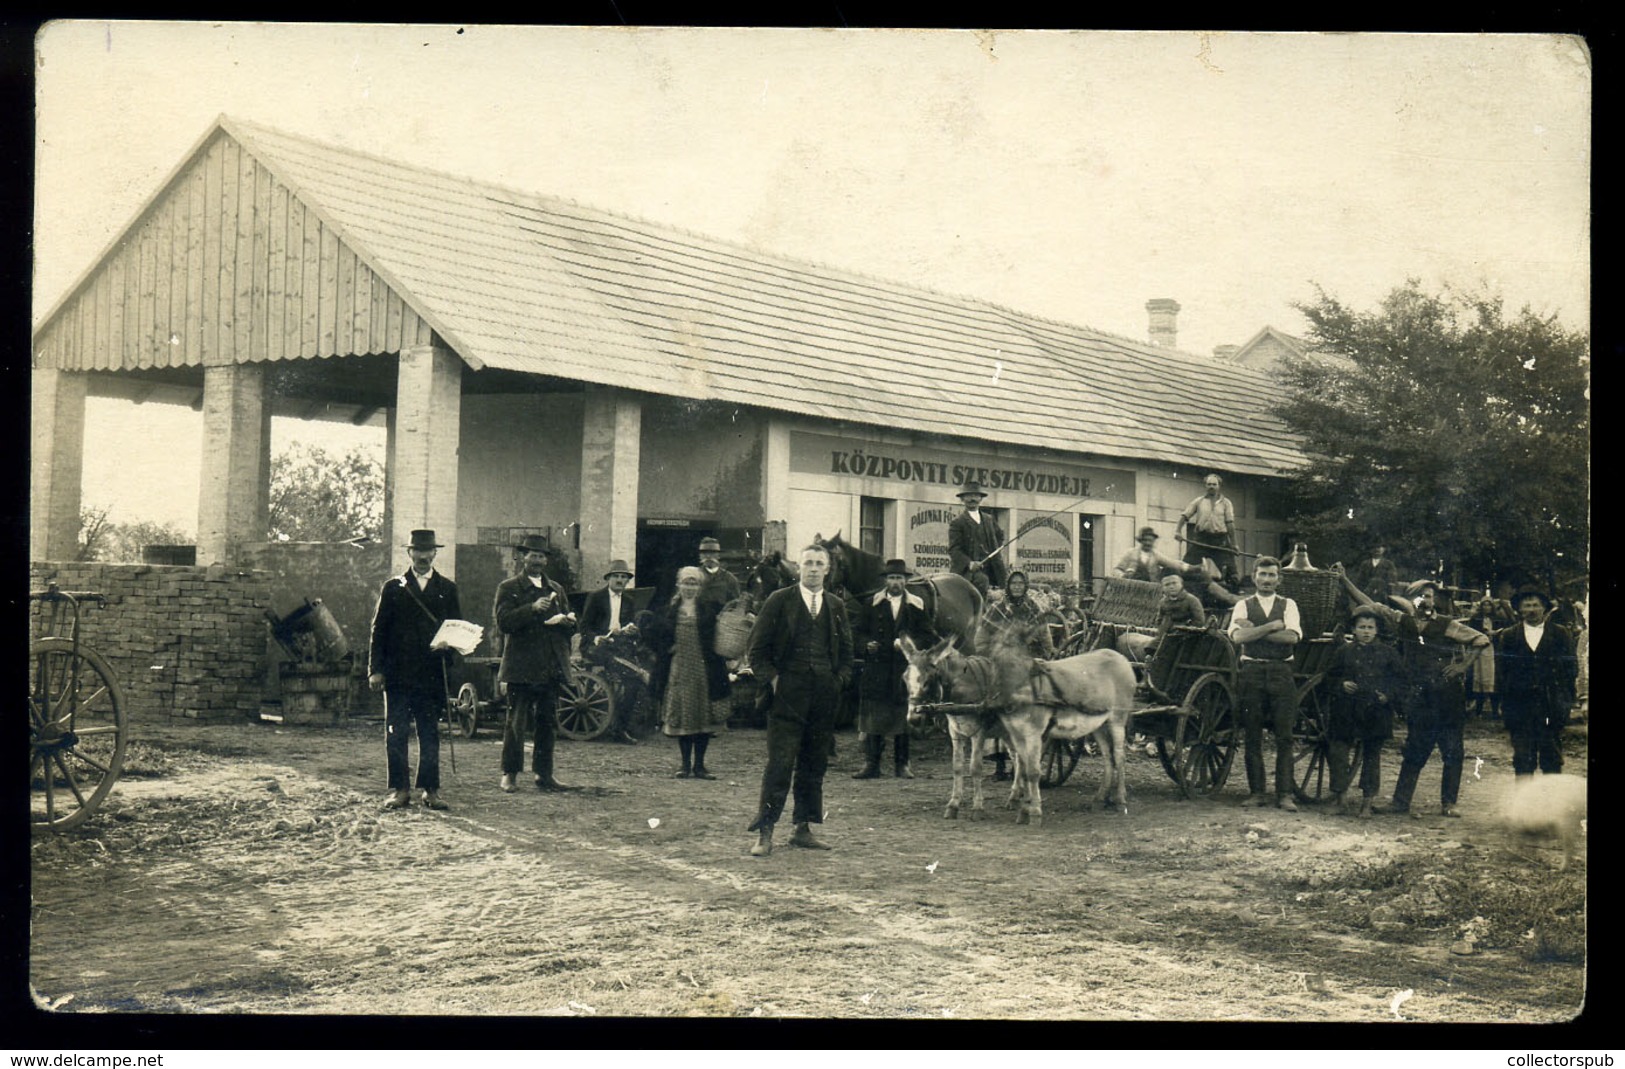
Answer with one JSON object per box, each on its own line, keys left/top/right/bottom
{"left": 603, "top": 559, "right": 634, "bottom": 580}
{"left": 514, "top": 534, "right": 552, "bottom": 555}
{"left": 1512, "top": 588, "right": 1553, "bottom": 610}
{"left": 1137, "top": 526, "right": 1159, "bottom": 541}
{"left": 957, "top": 481, "right": 988, "bottom": 501}
{"left": 698, "top": 536, "right": 723, "bottom": 552}
{"left": 881, "top": 558, "right": 914, "bottom": 577}
{"left": 406, "top": 529, "right": 443, "bottom": 550}
{"left": 1405, "top": 578, "right": 1439, "bottom": 598}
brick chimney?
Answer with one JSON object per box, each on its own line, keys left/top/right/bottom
{"left": 1213, "top": 344, "right": 1240, "bottom": 361}
{"left": 1146, "top": 298, "right": 1180, "bottom": 349}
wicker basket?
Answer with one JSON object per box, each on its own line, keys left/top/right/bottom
{"left": 713, "top": 599, "right": 755, "bottom": 659}
{"left": 1091, "top": 577, "right": 1166, "bottom": 629}
{"left": 1277, "top": 568, "right": 1343, "bottom": 638}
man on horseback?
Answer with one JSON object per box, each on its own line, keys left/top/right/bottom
{"left": 948, "top": 481, "right": 1008, "bottom": 597}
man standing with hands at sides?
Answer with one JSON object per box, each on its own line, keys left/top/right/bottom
{"left": 1177, "top": 474, "right": 1238, "bottom": 585}
{"left": 1348, "top": 541, "right": 1400, "bottom": 604}
{"left": 369, "top": 529, "right": 461, "bottom": 811}
{"left": 948, "top": 481, "right": 1007, "bottom": 598}
{"left": 854, "top": 559, "right": 938, "bottom": 780}
{"left": 579, "top": 559, "right": 640, "bottom": 744}
{"left": 1227, "top": 556, "right": 1304, "bottom": 811}
{"left": 494, "top": 534, "right": 577, "bottom": 794}
{"left": 696, "top": 536, "right": 741, "bottom": 610}
{"left": 1495, "top": 589, "right": 1578, "bottom": 780}
{"left": 745, "top": 543, "right": 854, "bottom": 856}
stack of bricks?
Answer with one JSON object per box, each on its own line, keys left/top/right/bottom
{"left": 29, "top": 561, "right": 272, "bottom": 723}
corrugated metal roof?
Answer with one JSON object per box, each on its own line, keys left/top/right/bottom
{"left": 50, "top": 116, "right": 1307, "bottom": 476}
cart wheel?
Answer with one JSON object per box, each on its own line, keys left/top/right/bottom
{"left": 452, "top": 681, "right": 481, "bottom": 739}
{"left": 1040, "top": 737, "right": 1087, "bottom": 788}
{"left": 556, "top": 670, "right": 615, "bottom": 740}
{"left": 1292, "top": 689, "right": 1357, "bottom": 803}
{"left": 30, "top": 637, "right": 128, "bottom": 833}
{"left": 1165, "top": 672, "right": 1237, "bottom": 799}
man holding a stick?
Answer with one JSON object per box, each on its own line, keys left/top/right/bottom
{"left": 948, "top": 480, "right": 1008, "bottom": 597}
{"left": 1177, "top": 474, "right": 1239, "bottom": 585}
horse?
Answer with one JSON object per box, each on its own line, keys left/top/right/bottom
{"left": 744, "top": 550, "right": 798, "bottom": 612}
{"left": 903, "top": 630, "right": 1137, "bottom": 825}
{"left": 816, "top": 532, "right": 983, "bottom": 651}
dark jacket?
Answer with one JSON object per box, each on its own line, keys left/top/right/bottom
{"left": 947, "top": 511, "right": 1008, "bottom": 587}
{"left": 643, "top": 597, "right": 732, "bottom": 703}
{"left": 493, "top": 573, "right": 575, "bottom": 685}
{"left": 699, "top": 565, "right": 742, "bottom": 611}
{"left": 1326, "top": 638, "right": 1404, "bottom": 740}
{"left": 368, "top": 570, "right": 461, "bottom": 692}
{"left": 856, "top": 589, "right": 938, "bottom": 703}
{"left": 745, "top": 584, "right": 854, "bottom": 692}
{"left": 1348, "top": 557, "right": 1400, "bottom": 602}
{"left": 578, "top": 586, "right": 635, "bottom": 643}
{"left": 1494, "top": 622, "right": 1577, "bottom": 710}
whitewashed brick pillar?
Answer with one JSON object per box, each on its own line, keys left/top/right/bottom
{"left": 578, "top": 388, "right": 641, "bottom": 586}
{"left": 390, "top": 343, "right": 462, "bottom": 577}
{"left": 30, "top": 368, "right": 87, "bottom": 561}
{"left": 197, "top": 363, "right": 268, "bottom": 566}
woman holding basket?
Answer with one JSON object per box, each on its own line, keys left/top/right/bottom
{"left": 645, "top": 566, "right": 733, "bottom": 778}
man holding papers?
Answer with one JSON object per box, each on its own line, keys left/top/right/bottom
{"left": 368, "top": 529, "right": 462, "bottom": 811}
{"left": 494, "top": 534, "right": 579, "bottom": 793}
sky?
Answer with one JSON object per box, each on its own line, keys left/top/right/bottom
{"left": 33, "top": 24, "right": 1592, "bottom": 531}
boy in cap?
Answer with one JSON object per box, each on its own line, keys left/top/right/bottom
{"left": 1325, "top": 605, "right": 1405, "bottom": 818}
{"left": 368, "top": 529, "right": 461, "bottom": 811}
{"left": 948, "top": 481, "right": 1007, "bottom": 596}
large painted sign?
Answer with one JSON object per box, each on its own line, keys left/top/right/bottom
{"left": 789, "top": 431, "right": 1135, "bottom": 503}
{"left": 1013, "top": 512, "right": 1073, "bottom": 580}
{"left": 901, "top": 503, "right": 1075, "bottom": 580}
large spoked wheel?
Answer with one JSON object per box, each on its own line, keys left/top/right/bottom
{"left": 1040, "top": 737, "right": 1088, "bottom": 788}
{"left": 556, "top": 670, "right": 615, "bottom": 741}
{"left": 451, "top": 682, "right": 481, "bottom": 739}
{"left": 30, "top": 637, "right": 128, "bottom": 833}
{"left": 1163, "top": 672, "right": 1238, "bottom": 799}
{"left": 1293, "top": 686, "right": 1356, "bottom": 803}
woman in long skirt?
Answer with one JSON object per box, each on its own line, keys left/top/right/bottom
{"left": 646, "top": 566, "right": 733, "bottom": 778}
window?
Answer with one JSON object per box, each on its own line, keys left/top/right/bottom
{"left": 859, "top": 497, "right": 887, "bottom": 557}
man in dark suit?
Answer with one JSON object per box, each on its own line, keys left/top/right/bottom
{"left": 853, "top": 559, "right": 938, "bottom": 780}
{"left": 696, "top": 536, "right": 742, "bottom": 611}
{"left": 948, "top": 481, "right": 1007, "bottom": 596}
{"left": 1347, "top": 541, "right": 1400, "bottom": 604}
{"left": 578, "top": 558, "right": 640, "bottom": 744}
{"left": 1495, "top": 589, "right": 1579, "bottom": 778}
{"left": 745, "top": 543, "right": 854, "bottom": 856}
{"left": 368, "top": 529, "right": 461, "bottom": 811}
{"left": 493, "top": 534, "right": 578, "bottom": 793}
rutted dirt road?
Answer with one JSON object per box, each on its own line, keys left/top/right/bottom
{"left": 29, "top": 716, "right": 1585, "bottom": 1020}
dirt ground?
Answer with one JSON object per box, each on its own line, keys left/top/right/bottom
{"left": 29, "top": 711, "right": 1586, "bottom": 1022}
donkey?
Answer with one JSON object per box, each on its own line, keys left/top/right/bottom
{"left": 904, "top": 632, "right": 1136, "bottom": 825}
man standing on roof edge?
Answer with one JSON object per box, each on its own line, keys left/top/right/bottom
{"left": 948, "top": 481, "right": 1007, "bottom": 598}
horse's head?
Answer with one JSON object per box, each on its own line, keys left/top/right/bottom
{"left": 745, "top": 550, "right": 797, "bottom": 610}
{"left": 901, "top": 633, "right": 960, "bottom": 727}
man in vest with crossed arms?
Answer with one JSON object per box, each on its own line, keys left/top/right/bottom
{"left": 1226, "top": 555, "right": 1303, "bottom": 811}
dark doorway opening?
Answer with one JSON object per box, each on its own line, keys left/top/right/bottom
{"left": 636, "top": 522, "right": 715, "bottom": 608}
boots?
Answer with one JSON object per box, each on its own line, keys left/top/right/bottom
{"left": 750, "top": 824, "right": 774, "bottom": 857}
{"left": 895, "top": 734, "right": 914, "bottom": 778}
{"left": 1388, "top": 760, "right": 1422, "bottom": 815}
{"left": 1357, "top": 796, "right": 1374, "bottom": 819}
{"left": 790, "top": 822, "right": 832, "bottom": 850}
{"left": 852, "top": 733, "right": 883, "bottom": 779}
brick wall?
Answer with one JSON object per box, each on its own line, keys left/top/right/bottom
{"left": 29, "top": 561, "right": 272, "bottom": 722}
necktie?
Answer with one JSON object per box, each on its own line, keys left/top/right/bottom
{"left": 811, "top": 592, "right": 820, "bottom": 618}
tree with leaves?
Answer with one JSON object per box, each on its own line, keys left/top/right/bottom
{"left": 1274, "top": 280, "right": 1588, "bottom": 594}
{"left": 267, "top": 442, "right": 385, "bottom": 543}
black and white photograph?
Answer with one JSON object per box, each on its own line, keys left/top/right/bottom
{"left": 28, "top": 23, "right": 1589, "bottom": 1024}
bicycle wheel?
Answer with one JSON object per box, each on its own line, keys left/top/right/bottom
{"left": 30, "top": 637, "right": 128, "bottom": 833}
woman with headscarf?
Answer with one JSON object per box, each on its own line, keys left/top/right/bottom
{"left": 645, "top": 566, "right": 732, "bottom": 778}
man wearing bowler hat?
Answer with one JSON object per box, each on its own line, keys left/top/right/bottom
{"left": 1494, "top": 588, "right": 1578, "bottom": 778}
{"left": 948, "top": 481, "right": 1008, "bottom": 597}
{"left": 368, "top": 529, "right": 461, "bottom": 811}
{"left": 853, "top": 559, "right": 938, "bottom": 779}
{"left": 579, "top": 559, "right": 641, "bottom": 744}
{"left": 696, "top": 536, "right": 742, "bottom": 611}
{"left": 493, "top": 534, "right": 578, "bottom": 793}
